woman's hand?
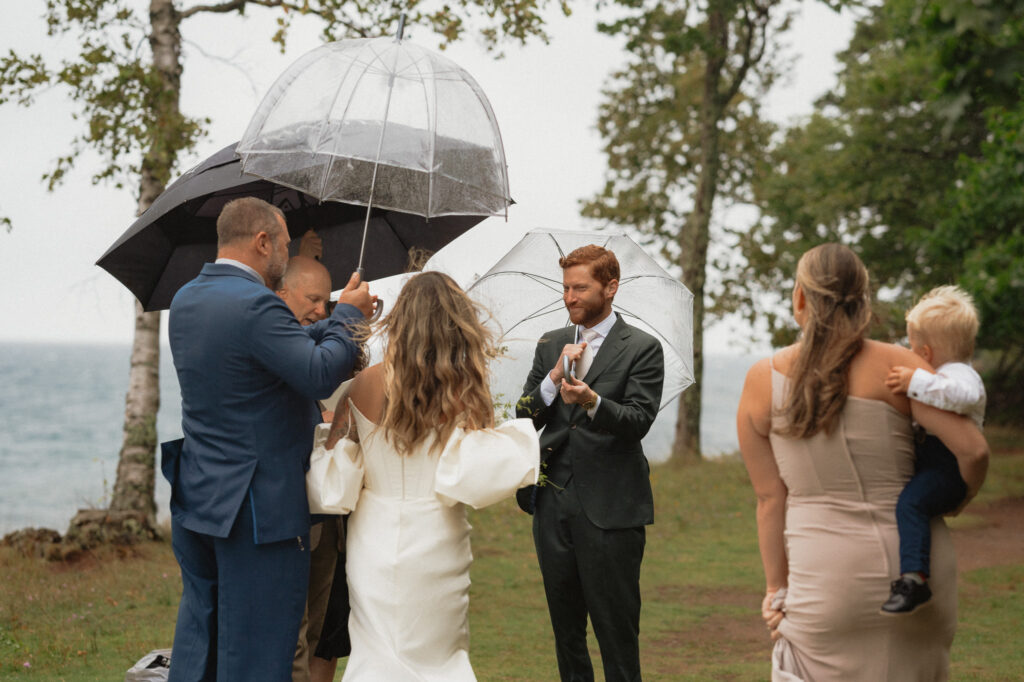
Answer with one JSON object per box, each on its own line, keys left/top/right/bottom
{"left": 762, "top": 588, "right": 786, "bottom": 641}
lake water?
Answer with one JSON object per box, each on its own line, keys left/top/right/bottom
{"left": 0, "top": 342, "right": 756, "bottom": 534}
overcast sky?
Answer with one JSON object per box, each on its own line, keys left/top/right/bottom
{"left": 0, "top": 1, "right": 852, "bottom": 348}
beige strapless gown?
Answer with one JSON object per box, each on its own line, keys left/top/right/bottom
{"left": 769, "top": 368, "right": 956, "bottom": 681}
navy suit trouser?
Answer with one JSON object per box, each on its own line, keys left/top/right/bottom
{"left": 896, "top": 435, "right": 968, "bottom": 577}
{"left": 169, "top": 494, "right": 310, "bottom": 682}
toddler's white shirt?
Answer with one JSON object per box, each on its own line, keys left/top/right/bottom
{"left": 907, "top": 362, "right": 986, "bottom": 430}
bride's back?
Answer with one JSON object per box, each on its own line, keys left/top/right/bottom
{"left": 348, "top": 394, "right": 443, "bottom": 500}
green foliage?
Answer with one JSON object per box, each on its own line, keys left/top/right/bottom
{"left": 583, "top": 0, "right": 786, "bottom": 275}
{"left": 917, "top": 0, "right": 1024, "bottom": 127}
{"left": 2, "top": 1, "right": 198, "bottom": 192}
{"left": 737, "top": 0, "right": 1024, "bottom": 366}
{"left": 933, "top": 99, "right": 1024, "bottom": 422}
{"left": 932, "top": 101, "right": 1024, "bottom": 351}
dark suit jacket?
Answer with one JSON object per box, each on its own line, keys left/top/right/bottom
{"left": 516, "top": 315, "right": 664, "bottom": 529}
{"left": 166, "top": 262, "right": 362, "bottom": 544}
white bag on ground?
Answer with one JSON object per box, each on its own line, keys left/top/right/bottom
{"left": 124, "top": 649, "right": 171, "bottom": 681}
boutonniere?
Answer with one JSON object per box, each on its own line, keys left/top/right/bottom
{"left": 516, "top": 394, "right": 543, "bottom": 419}
{"left": 536, "top": 461, "right": 563, "bottom": 490}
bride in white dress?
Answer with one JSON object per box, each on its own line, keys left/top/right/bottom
{"left": 316, "top": 271, "right": 539, "bottom": 682}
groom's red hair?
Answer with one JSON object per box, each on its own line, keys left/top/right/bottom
{"left": 558, "top": 245, "right": 620, "bottom": 287}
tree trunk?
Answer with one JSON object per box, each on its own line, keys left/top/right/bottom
{"left": 670, "top": 9, "right": 727, "bottom": 464}
{"left": 77, "top": 0, "right": 182, "bottom": 543}
{"left": 109, "top": 303, "right": 161, "bottom": 520}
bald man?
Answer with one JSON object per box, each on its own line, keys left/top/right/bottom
{"left": 273, "top": 256, "right": 350, "bottom": 682}
{"left": 277, "top": 256, "right": 333, "bottom": 327}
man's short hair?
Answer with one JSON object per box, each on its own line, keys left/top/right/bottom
{"left": 906, "top": 284, "right": 980, "bottom": 362}
{"left": 216, "top": 197, "right": 286, "bottom": 248}
{"left": 558, "top": 244, "right": 620, "bottom": 286}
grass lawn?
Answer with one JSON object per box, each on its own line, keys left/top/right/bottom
{"left": 2, "top": 430, "right": 1022, "bottom": 681}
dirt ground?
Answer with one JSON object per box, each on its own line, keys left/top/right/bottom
{"left": 951, "top": 494, "right": 1024, "bottom": 573}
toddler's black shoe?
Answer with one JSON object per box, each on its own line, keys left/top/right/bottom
{"left": 880, "top": 576, "right": 932, "bottom": 615}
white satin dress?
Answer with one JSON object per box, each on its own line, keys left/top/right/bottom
{"left": 329, "top": 402, "right": 539, "bottom": 681}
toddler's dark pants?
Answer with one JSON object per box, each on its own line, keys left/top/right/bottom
{"left": 896, "top": 434, "right": 968, "bottom": 576}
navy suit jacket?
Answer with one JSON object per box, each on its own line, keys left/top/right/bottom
{"left": 166, "top": 262, "right": 363, "bottom": 544}
{"left": 516, "top": 316, "right": 664, "bottom": 529}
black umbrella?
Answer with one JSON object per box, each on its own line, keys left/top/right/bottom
{"left": 97, "top": 142, "right": 487, "bottom": 311}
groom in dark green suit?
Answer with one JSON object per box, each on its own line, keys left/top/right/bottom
{"left": 517, "top": 244, "right": 664, "bottom": 682}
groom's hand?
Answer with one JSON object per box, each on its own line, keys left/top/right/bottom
{"left": 559, "top": 374, "right": 595, "bottom": 407}
{"left": 549, "top": 343, "right": 587, "bottom": 384}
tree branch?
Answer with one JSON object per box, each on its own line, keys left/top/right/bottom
{"left": 180, "top": 0, "right": 370, "bottom": 38}
{"left": 720, "top": 2, "right": 769, "bottom": 109}
{"left": 180, "top": 0, "right": 247, "bottom": 19}
{"left": 183, "top": 38, "right": 261, "bottom": 99}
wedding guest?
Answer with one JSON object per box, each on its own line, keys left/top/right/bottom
{"left": 515, "top": 245, "right": 664, "bottom": 682}
{"left": 273, "top": 255, "right": 350, "bottom": 682}
{"left": 736, "top": 243, "right": 988, "bottom": 680}
{"left": 277, "top": 255, "right": 332, "bottom": 328}
{"left": 881, "top": 285, "right": 986, "bottom": 614}
{"left": 318, "top": 271, "right": 538, "bottom": 680}
{"left": 165, "top": 197, "right": 374, "bottom": 682}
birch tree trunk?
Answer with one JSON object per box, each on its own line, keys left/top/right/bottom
{"left": 77, "top": 0, "right": 181, "bottom": 538}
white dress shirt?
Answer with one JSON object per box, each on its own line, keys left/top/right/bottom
{"left": 908, "top": 361, "right": 986, "bottom": 430}
{"left": 215, "top": 257, "right": 264, "bottom": 285}
{"left": 539, "top": 312, "right": 617, "bottom": 418}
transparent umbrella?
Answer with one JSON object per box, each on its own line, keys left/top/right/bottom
{"left": 468, "top": 229, "right": 695, "bottom": 411}
{"left": 237, "top": 21, "right": 511, "bottom": 275}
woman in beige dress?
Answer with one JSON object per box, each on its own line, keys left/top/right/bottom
{"left": 736, "top": 244, "right": 989, "bottom": 681}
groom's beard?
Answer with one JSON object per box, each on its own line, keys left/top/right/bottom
{"left": 566, "top": 297, "right": 610, "bottom": 327}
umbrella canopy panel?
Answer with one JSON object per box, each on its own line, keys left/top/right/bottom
{"left": 468, "top": 230, "right": 695, "bottom": 411}
{"left": 237, "top": 38, "right": 511, "bottom": 218}
{"left": 97, "top": 143, "right": 485, "bottom": 311}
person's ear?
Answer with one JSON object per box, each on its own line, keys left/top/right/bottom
{"left": 920, "top": 344, "right": 934, "bottom": 364}
{"left": 792, "top": 283, "right": 809, "bottom": 326}
{"left": 606, "top": 279, "right": 619, "bottom": 297}
{"left": 255, "top": 230, "right": 272, "bottom": 256}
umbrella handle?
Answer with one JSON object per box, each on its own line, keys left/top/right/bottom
{"left": 353, "top": 268, "right": 383, "bottom": 321}
{"left": 562, "top": 355, "right": 575, "bottom": 381}
{"left": 369, "top": 298, "right": 384, "bottom": 322}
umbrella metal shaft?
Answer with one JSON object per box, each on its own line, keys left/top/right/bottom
{"left": 357, "top": 41, "right": 402, "bottom": 278}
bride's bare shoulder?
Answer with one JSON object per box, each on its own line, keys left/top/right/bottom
{"left": 350, "top": 364, "right": 386, "bottom": 421}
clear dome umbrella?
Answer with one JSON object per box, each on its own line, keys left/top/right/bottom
{"left": 467, "top": 229, "right": 695, "bottom": 412}
{"left": 237, "top": 19, "right": 512, "bottom": 277}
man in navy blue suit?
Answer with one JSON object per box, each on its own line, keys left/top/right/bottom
{"left": 165, "top": 197, "right": 374, "bottom": 682}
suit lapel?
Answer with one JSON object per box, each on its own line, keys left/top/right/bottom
{"left": 581, "top": 315, "right": 630, "bottom": 386}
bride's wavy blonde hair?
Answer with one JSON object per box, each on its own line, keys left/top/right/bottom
{"left": 778, "top": 243, "right": 873, "bottom": 438}
{"left": 377, "top": 271, "right": 496, "bottom": 454}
